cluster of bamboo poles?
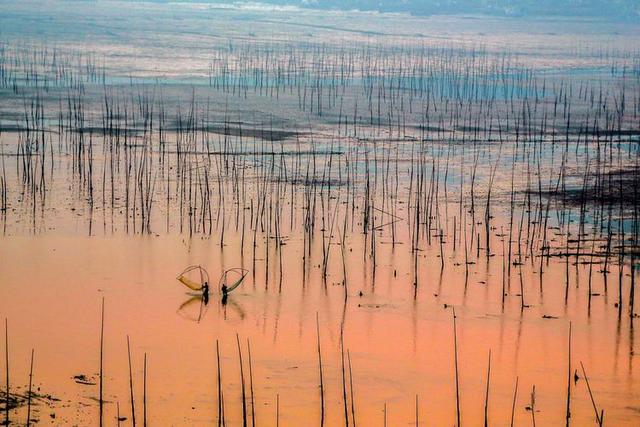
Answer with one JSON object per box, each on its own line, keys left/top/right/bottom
{"left": 0, "top": 38, "right": 637, "bottom": 313}
{"left": 0, "top": 42, "right": 105, "bottom": 93}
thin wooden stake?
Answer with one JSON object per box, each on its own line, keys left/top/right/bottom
{"left": 565, "top": 323, "right": 572, "bottom": 427}
{"left": 127, "top": 335, "right": 136, "bottom": 427}
{"left": 26, "top": 348, "right": 34, "bottom": 427}
{"left": 341, "top": 338, "right": 349, "bottom": 427}
{"left": 317, "top": 313, "right": 325, "bottom": 427}
{"left": 99, "top": 297, "right": 104, "bottom": 427}
{"left": 216, "top": 340, "right": 225, "bottom": 427}
{"left": 453, "top": 309, "right": 461, "bottom": 427}
{"left": 580, "top": 362, "right": 603, "bottom": 426}
{"left": 143, "top": 353, "right": 147, "bottom": 427}
{"left": 247, "top": 339, "right": 256, "bottom": 427}
{"left": 237, "top": 334, "right": 248, "bottom": 427}
{"left": 4, "top": 318, "right": 8, "bottom": 426}
{"left": 348, "top": 351, "right": 356, "bottom": 427}
{"left": 531, "top": 385, "right": 536, "bottom": 427}
{"left": 484, "top": 349, "right": 491, "bottom": 427}
{"left": 510, "top": 377, "right": 519, "bottom": 427}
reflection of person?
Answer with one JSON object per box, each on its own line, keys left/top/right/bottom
{"left": 221, "top": 283, "right": 228, "bottom": 305}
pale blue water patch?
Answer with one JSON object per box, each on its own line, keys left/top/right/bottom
{"left": 99, "top": 70, "right": 537, "bottom": 101}
{"left": 539, "top": 65, "right": 638, "bottom": 79}
{"left": 103, "top": 74, "right": 212, "bottom": 86}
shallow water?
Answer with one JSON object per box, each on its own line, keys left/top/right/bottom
{"left": 1, "top": 230, "right": 638, "bottom": 425}
{"left": 0, "top": 2, "right": 639, "bottom": 426}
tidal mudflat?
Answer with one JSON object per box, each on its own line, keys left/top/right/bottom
{"left": 0, "top": 1, "right": 639, "bottom": 425}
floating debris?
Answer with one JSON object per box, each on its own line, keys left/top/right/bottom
{"left": 73, "top": 374, "right": 96, "bottom": 386}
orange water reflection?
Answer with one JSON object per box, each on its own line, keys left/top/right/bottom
{"left": 1, "top": 231, "right": 637, "bottom": 425}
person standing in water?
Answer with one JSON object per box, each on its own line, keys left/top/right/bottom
{"left": 202, "top": 281, "right": 210, "bottom": 304}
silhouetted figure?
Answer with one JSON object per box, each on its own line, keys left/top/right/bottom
{"left": 202, "top": 282, "right": 210, "bottom": 303}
